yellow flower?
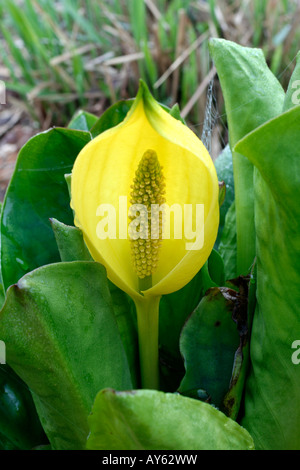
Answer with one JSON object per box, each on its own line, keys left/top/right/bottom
{"left": 71, "top": 82, "right": 219, "bottom": 298}
{"left": 71, "top": 81, "right": 219, "bottom": 389}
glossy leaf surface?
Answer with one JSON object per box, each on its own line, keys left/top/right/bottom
{"left": 178, "top": 287, "right": 240, "bottom": 407}
{"left": 0, "top": 128, "right": 91, "bottom": 290}
{"left": 50, "top": 218, "right": 139, "bottom": 387}
{"left": 87, "top": 388, "right": 255, "bottom": 450}
{"left": 0, "top": 262, "right": 132, "bottom": 449}
{"left": 68, "top": 110, "right": 99, "bottom": 132}
{"left": 209, "top": 38, "right": 285, "bottom": 276}
{"left": 235, "top": 105, "right": 300, "bottom": 450}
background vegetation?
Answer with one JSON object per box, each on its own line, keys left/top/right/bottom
{"left": 0, "top": 0, "right": 299, "bottom": 173}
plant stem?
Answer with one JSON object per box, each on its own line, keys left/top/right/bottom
{"left": 134, "top": 295, "right": 161, "bottom": 390}
{"left": 138, "top": 275, "right": 152, "bottom": 292}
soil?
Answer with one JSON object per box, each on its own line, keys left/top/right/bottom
{"left": 0, "top": 98, "right": 38, "bottom": 201}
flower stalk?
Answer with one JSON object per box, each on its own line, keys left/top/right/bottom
{"left": 129, "top": 149, "right": 165, "bottom": 389}
{"left": 134, "top": 295, "right": 161, "bottom": 390}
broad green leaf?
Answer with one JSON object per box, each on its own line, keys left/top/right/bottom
{"left": 86, "top": 388, "right": 255, "bottom": 450}
{"left": 0, "top": 262, "right": 132, "bottom": 450}
{"left": 178, "top": 287, "right": 240, "bottom": 408}
{"left": 235, "top": 105, "right": 300, "bottom": 450}
{"left": 68, "top": 110, "right": 99, "bottom": 131}
{"left": 209, "top": 38, "right": 285, "bottom": 276}
{"left": 179, "top": 272, "right": 254, "bottom": 419}
{"left": 50, "top": 218, "right": 139, "bottom": 387}
{"left": 0, "top": 128, "right": 91, "bottom": 291}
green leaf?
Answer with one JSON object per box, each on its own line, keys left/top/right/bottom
{"left": 0, "top": 128, "right": 91, "bottom": 291}
{"left": 178, "top": 287, "right": 240, "bottom": 408}
{"left": 169, "top": 103, "right": 185, "bottom": 124}
{"left": 50, "top": 218, "right": 139, "bottom": 388}
{"left": 64, "top": 173, "right": 72, "bottom": 200}
{"left": 106, "top": 281, "right": 139, "bottom": 388}
{"left": 207, "top": 248, "right": 225, "bottom": 287}
{"left": 283, "top": 51, "right": 300, "bottom": 111}
{"left": 235, "top": 105, "right": 300, "bottom": 449}
{"left": 86, "top": 388, "right": 255, "bottom": 450}
{"left": 218, "top": 201, "right": 237, "bottom": 280}
{"left": 214, "top": 144, "right": 235, "bottom": 248}
{"left": 223, "top": 264, "right": 256, "bottom": 420}
{"left": 209, "top": 38, "right": 285, "bottom": 276}
{"left": 0, "top": 262, "right": 132, "bottom": 450}
{"left": 90, "top": 100, "right": 134, "bottom": 138}
{"left": 50, "top": 218, "right": 92, "bottom": 262}
{"left": 159, "top": 258, "right": 218, "bottom": 391}
{"left": 0, "top": 365, "right": 47, "bottom": 449}
{"left": 0, "top": 202, "right": 5, "bottom": 310}
{"left": 0, "top": 284, "right": 5, "bottom": 312}
{"left": 68, "top": 110, "right": 99, "bottom": 131}
{"left": 218, "top": 181, "right": 226, "bottom": 208}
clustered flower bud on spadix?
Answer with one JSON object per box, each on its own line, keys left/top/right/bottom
{"left": 129, "top": 149, "right": 166, "bottom": 280}
{"left": 70, "top": 80, "right": 220, "bottom": 302}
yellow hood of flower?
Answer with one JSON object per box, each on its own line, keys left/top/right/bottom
{"left": 71, "top": 81, "right": 219, "bottom": 300}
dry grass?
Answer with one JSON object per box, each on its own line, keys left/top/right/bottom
{"left": 0, "top": 0, "right": 299, "bottom": 194}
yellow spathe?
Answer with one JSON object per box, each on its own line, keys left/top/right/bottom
{"left": 71, "top": 81, "right": 219, "bottom": 301}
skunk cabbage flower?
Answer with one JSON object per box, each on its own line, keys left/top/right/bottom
{"left": 71, "top": 81, "right": 219, "bottom": 388}
{"left": 71, "top": 82, "right": 219, "bottom": 299}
